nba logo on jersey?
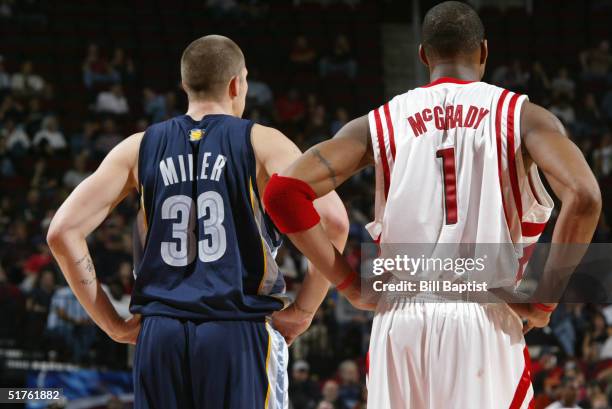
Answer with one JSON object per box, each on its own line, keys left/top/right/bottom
{"left": 189, "top": 128, "right": 204, "bottom": 141}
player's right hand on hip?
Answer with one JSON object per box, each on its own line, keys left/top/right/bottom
{"left": 507, "top": 303, "right": 551, "bottom": 334}
{"left": 271, "top": 304, "right": 313, "bottom": 345}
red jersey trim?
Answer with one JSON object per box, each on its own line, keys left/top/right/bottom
{"left": 383, "top": 102, "right": 396, "bottom": 160}
{"left": 507, "top": 93, "right": 524, "bottom": 223}
{"left": 495, "top": 89, "right": 511, "bottom": 230}
{"left": 373, "top": 108, "right": 391, "bottom": 198}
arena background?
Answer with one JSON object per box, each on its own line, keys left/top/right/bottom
{"left": 0, "top": 0, "right": 611, "bottom": 408}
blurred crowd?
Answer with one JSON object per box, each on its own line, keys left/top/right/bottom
{"left": 1, "top": 5, "right": 612, "bottom": 409}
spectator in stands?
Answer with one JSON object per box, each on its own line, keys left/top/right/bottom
{"left": 505, "top": 60, "right": 529, "bottom": 93}
{"left": 0, "top": 134, "right": 16, "bottom": 177}
{"left": 580, "top": 40, "right": 612, "bottom": 82}
{"left": 320, "top": 380, "right": 345, "bottom": 409}
{"left": 551, "top": 67, "right": 576, "bottom": 100}
{"left": 330, "top": 107, "right": 349, "bottom": 135}
{"left": 544, "top": 380, "right": 583, "bottom": 409}
{"left": 25, "top": 269, "right": 55, "bottom": 348}
{"left": 549, "top": 96, "right": 576, "bottom": 126}
{"left": 164, "top": 91, "right": 181, "bottom": 119}
{"left": 134, "top": 118, "right": 149, "bottom": 133}
{"left": 45, "top": 285, "right": 97, "bottom": 363}
{"left": 21, "top": 238, "right": 52, "bottom": 286}
{"left": 337, "top": 360, "right": 361, "bottom": 409}
{"left": 527, "top": 61, "right": 550, "bottom": 105}
{"left": 593, "top": 132, "right": 612, "bottom": 179}
{"left": 275, "top": 88, "right": 305, "bottom": 124}
{"left": 319, "top": 34, "right": 357, "bottom": 79}
{"left": 62, "top": 153, "right": 91, "bottom": 189}
{"left": 11, "top": 60, "right": 45, "bottom": 97}
{"left": 289, "top": 360, "right": 320, "bottom": 409}
{"left": 291, "top": 35, "right": 317, "bottom": 65}
{"left": 582, "top": 312, "right": 609, "bottom": 362}
{"left": 276, "top": 246, "right": 299, "bottom": 280}
{"left": 0, "top": 263, "right": 25, "bottom": 342}
{"left": 30, "top": 158, "right": 60, "bottom": 193}
{"left": 33, "top": 115, "right": 66, "bottom": 152}
{"left": 590, "top": 394, "right": 609, "bottom": 409}
{"left": 304, "top": 104, "right": 328, "bottom": 144}
{"left": 95, "top": 84, "right": 129, "bottom": 115}
{"left": 82, "top": 44, "right": 119, "bottom": 89}
{"left": 2, "top": 117, "right": 30, "bottom": 155}
{"left": 104, "top": 279, "right": 131, "bottom": 320}
{"left": 0, "top": 55, "right": 10, "bottom": 91}
{"left": 602, "top": 88, "right": 612, "bottom": 122}
{"left": 290, "top": 35, "right": 318, "bottom": 79}
{"left": 143, "top": 87, "right": 166, "bottom": 123}
{"left": 94, "top": 118, "right": 122, "bottom": 157}
{"left": 247, "top": 69, "right": 274, "bottom": 110}
{"left": 70, "top": 120, "right": 99, "bottom": 155}
{"left": 110, "top": 48, "right": 135, "bottom": 85}
{"left": 575, "top": 93, "right": 605, "bottom": 138}
{"left": 206, "top": 0, "right": 240, "bottom": 19}
{"left": 25, "top": 98, "right": 45, "bottom": 136}
{"left": 117, "top": 261, "right": 133, "bottom": 295}
{"left": 0, "top": 94, "right": 25, "bottom": 123}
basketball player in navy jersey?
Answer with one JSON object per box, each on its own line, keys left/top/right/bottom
{"left": 47, "top": 35, "right": 348, "bottom": 409}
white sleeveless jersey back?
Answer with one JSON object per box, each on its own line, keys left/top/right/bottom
{"left": 366, "top": 78, "right": 554, "bottom": 286}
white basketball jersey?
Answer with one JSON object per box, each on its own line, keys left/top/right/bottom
{"left": 366, "top": 77, "right": 554, "bottom": 286}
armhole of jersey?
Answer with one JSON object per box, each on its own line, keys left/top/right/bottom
{"left": 137, "top": 129, "right": 152, "bottom": 231}
{"left": 245, "top": 122, "right": 284, "bottom": 298}
{"left": 366, "top": 109, "right": 386, "bottom": 241}
{"left": 137, "top": 128, "right": 151, "bottom": 197}
{"left": 245, "top": 122, "right": 282, "bottom": 245}
{"left": 508, "top": 94, "right": 554, "bottom": 245}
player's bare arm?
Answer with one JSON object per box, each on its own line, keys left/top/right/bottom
{"left": 263, "top": 116, "right": 376, "bottom": 310}
{"left": 46, "top": 133, "right": 143, "bottom": 345}
{"left": 251, "top": 124, "right": 350, "bottom": 343}
{"left": 511, "top": 102, "right": 601, "bottom": 331}
{"left": 283, "top": 115, "right": 373, "bottom": 195}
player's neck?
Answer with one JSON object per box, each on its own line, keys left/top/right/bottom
{"left": 428, "top": 63, "right": 481, "bottom": 83}
{"left": 186, "top": 100, "right": 234, "bottom": 121}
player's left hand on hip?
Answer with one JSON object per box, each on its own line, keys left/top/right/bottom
{"left": 271, "top": 304, "right": 313, "bottom": 345}
{"left": 109, "top": 314, "right": 142, "bottom": 345}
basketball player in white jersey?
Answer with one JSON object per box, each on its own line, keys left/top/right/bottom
{"left": 264, "top": 2, "right": 602, "bottom": 408}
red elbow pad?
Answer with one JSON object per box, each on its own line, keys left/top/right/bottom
{"left": 263, "top": 174, "right": 321, "bottom": 234}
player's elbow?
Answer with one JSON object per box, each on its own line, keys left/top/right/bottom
{"left": 321, "top": 206, "right": 349, "bottom": 242}
{"left": 46, "top": 223, "right": 65, "bottom": 249}
{"left": 565, "top": 181, "right": 602, "bottom": 216}
{"left": 315, "top": 194, "right": 350, "bottom": 244}
{"left": 46, "top": 215, "right": 72, "bottom": 249}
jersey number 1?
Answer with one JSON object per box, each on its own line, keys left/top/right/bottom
{"left": 160, "top": 192, "right": 227, "bottom": 266}
{"left": 436, "top": 147, "right": 458, "bottom": 225}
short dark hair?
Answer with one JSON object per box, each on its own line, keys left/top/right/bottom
{"left": 421, "top": 1, "right": 484, "bottom": 58}
{"left": 180, "top": 35, "right": 245, "bottom": 99}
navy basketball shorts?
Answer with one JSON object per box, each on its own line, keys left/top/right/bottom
{"left": 133, "top": 316, "right": 288, "bottom": 409}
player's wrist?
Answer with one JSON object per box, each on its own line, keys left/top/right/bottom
{"left": 532, "top": 303, "right": 556, "bottom": 313}
{"left": 292, "top": 299, "right": 316, "bottom": 318}
{"left": 336, "top": 271, "right": 357, "bottom": 293}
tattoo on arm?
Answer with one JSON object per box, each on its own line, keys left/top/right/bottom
{"left": 75, "top": 254, "right": 97, "bottom": 285}
{"left": 311, "top": 148, "right": 338, "bottom": 188}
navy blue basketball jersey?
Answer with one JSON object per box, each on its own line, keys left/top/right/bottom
{"left": 130, "top": 114, "right": 288, "bottom": 321}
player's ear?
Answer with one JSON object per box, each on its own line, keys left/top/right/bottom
{"left": 418, "top": 45, "right": 429, "bottom": 67}
{"left": 480, "top": 40, "right": 488, "bottom": 65}
{"left": 228, "top": 75, "right": 240, "bottom": 98}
